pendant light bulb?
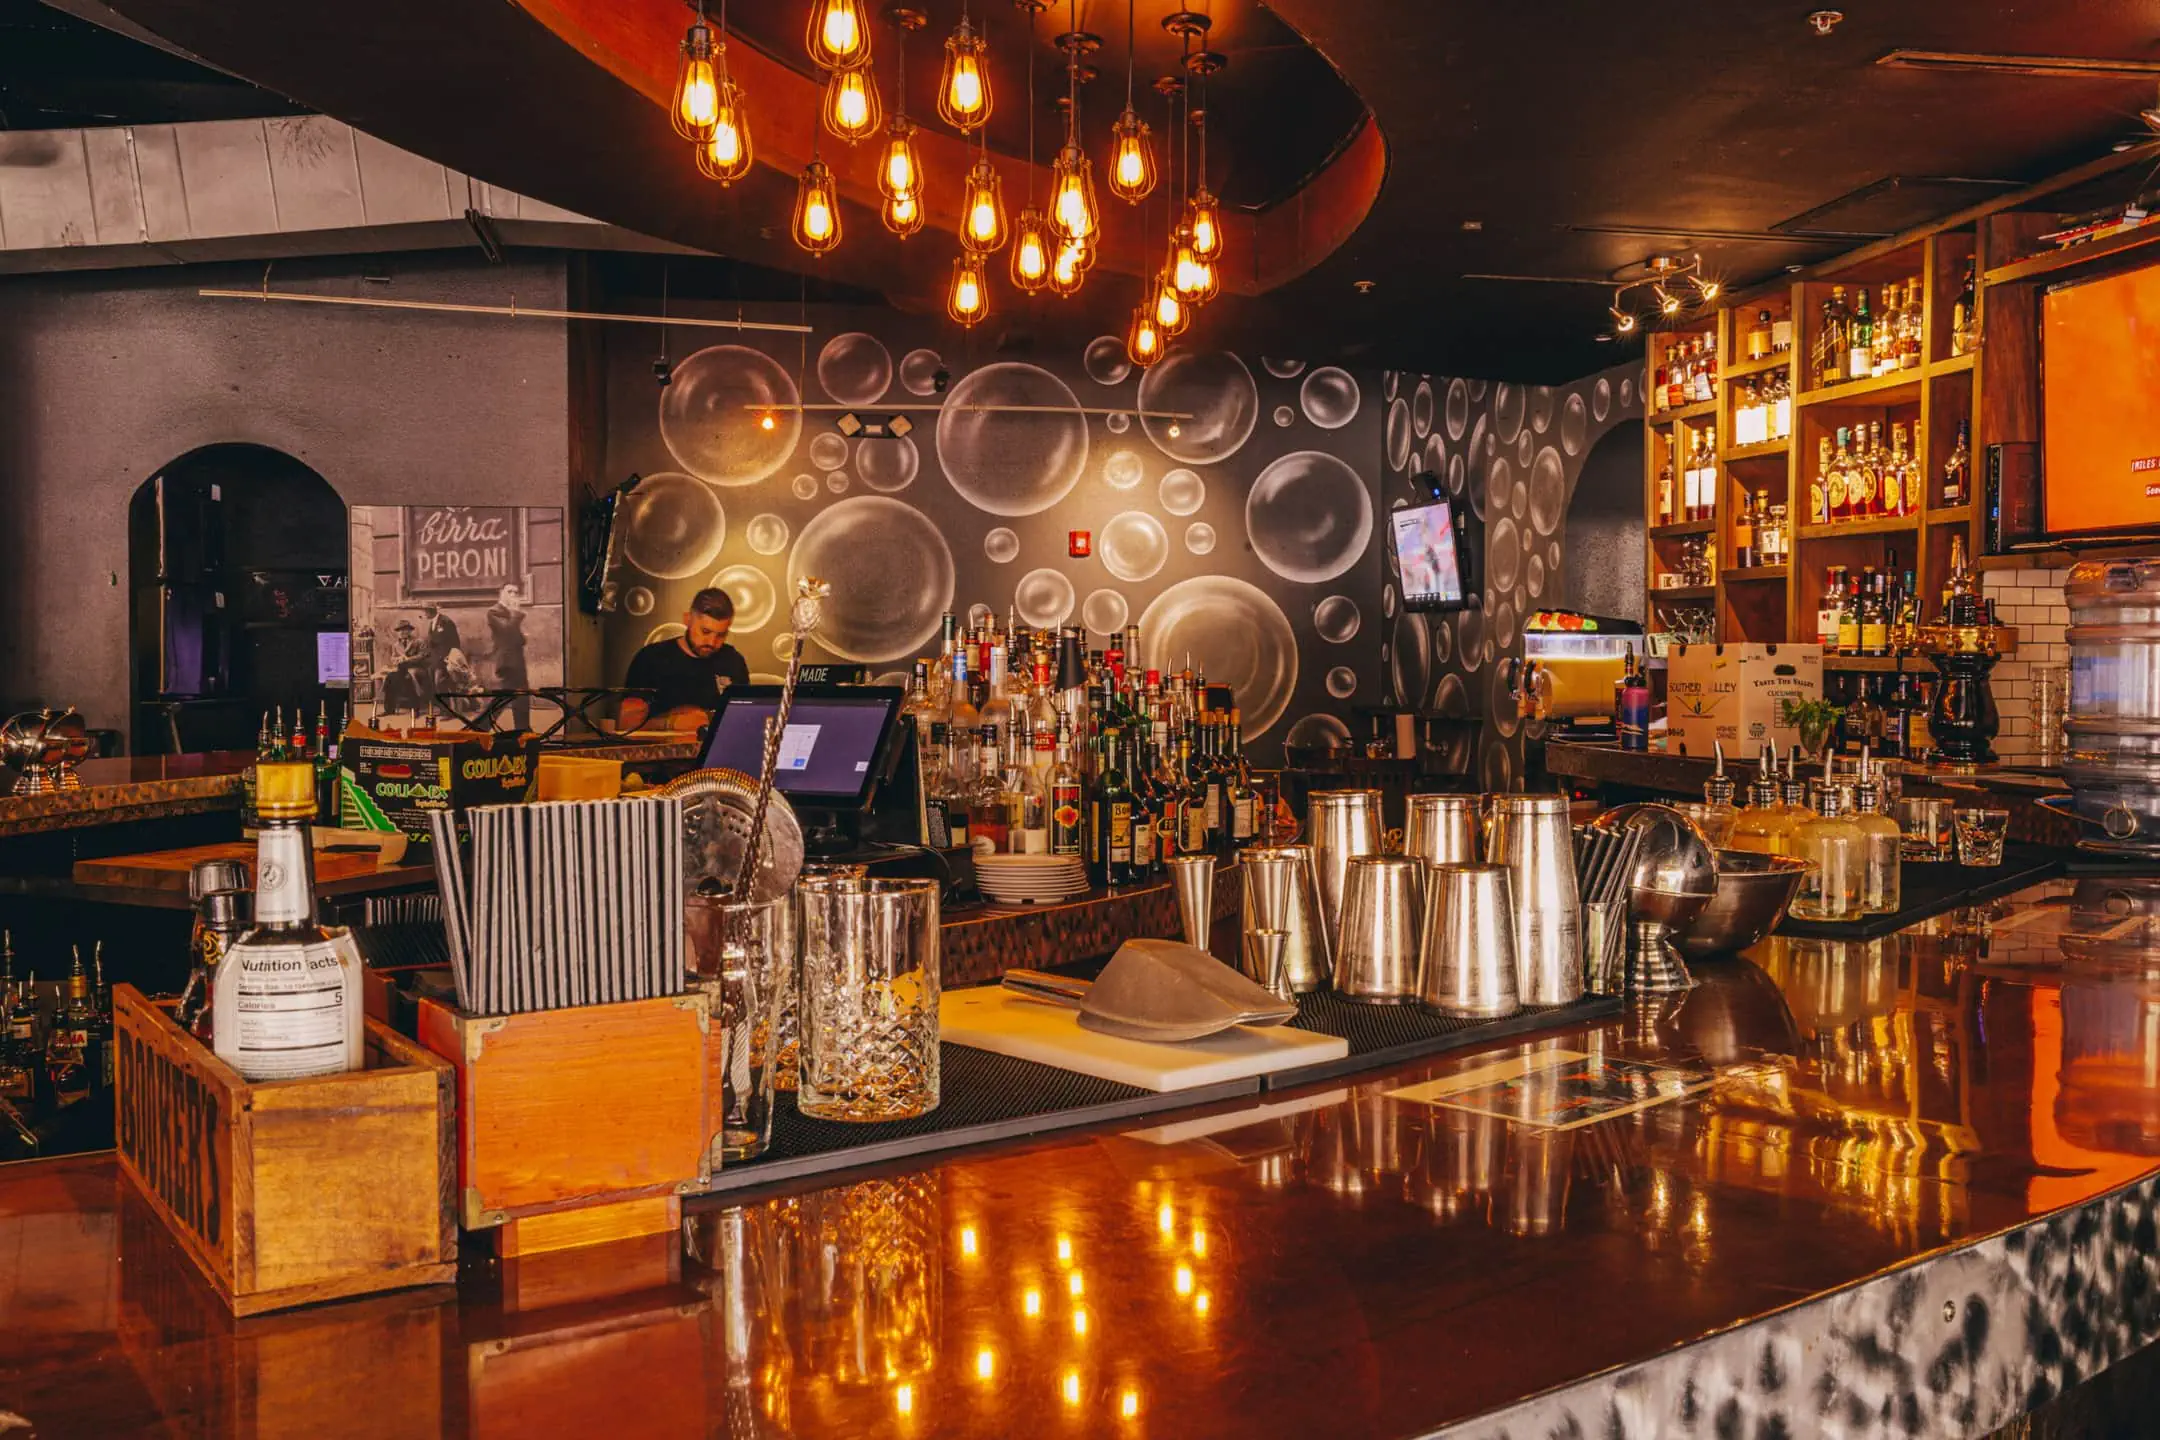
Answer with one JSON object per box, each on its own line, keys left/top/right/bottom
{"left": 1153, "top": 276, "right": 1187, "bottom": 336}
{"left": 1108, "top": 108, "right": 1157, "bottom": 202}
{"left": 1653, "top": 283, "right": 1681, "bottom": 316}
{"left": 1050, "top": 144, "right": 1099, "bottom": 244}
{"left": 939, "top": 17, "right": 993, "bottom": 132}
{"left": 792, "top": 161, "right": 842, "bottom": 255}
{"left": 822, "top": 64, "right": 883, "bottom": 144}
{"left": 1126, "top": 302, "right": 1163, "bottom": 368}
{"left": 948, "top": 253, "right": 990, "bottom": 327}
{"left": 1188, "top": 187, "right": 1223, "bottom": 259}
{"left": 671, "top": 19, "right": 720, "bottom": 142}
{"left": 884, "top": 188, "right": 924, "bottom": 237}
{"left": 960, "top": 154, "right": 1008, "bottom": 254}
{"left": 878, "top": 118, "right": 922, "bottom": 200}
{"left": 695, "top": 77, "right": 754, "bottom": 183}
{"left": 806, "top": 0, "right": 872, "bottom": 71}
{"left": 1170, "top": 228, "right": 1206, "bottom": 301}
{"left": 1011, "top": 208, "right": 1051, "bottom": 291}
{"left": 1049, "top": 238, "right": 1087, "bottom": 297}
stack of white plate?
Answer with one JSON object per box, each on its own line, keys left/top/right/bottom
{"left": 976, "top": 854, "right": 1091, "bottom": 905}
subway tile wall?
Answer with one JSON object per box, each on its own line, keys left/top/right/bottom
{"left": 1981, "top": 565, "right": 2069, "bottom": 764}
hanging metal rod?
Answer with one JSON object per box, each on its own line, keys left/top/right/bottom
{"left": 750, "top": 403, "right": 1196, "bottom": 419}
{"left": 198, "top": 288, "right": 815, "bottom": 333}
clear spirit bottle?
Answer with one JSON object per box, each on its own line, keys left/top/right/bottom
{"left": 1790, "top": 758, "right": 1865, "bottom": 922}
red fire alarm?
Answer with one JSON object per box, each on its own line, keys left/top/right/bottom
{"left": 1068, "top": 529, "right": 1092, "bottom": 558}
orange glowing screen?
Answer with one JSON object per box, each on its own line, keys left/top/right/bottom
{"left": 2043, "top": 262, "right": 2160, "bottom": 537}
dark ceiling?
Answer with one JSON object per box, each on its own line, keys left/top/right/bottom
{"left": 41, "top": 0, "right": 2160, "bottom": 380}
{"left": 0, "top": 0, "right": 297, "bottom": 128}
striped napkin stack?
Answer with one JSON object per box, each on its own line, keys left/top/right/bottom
{"left": 430, "top": 794, "right": 686, "bottom": 1015}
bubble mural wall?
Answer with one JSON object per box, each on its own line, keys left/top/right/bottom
{"left": 601, "top": 314, "right": 1385, "bottom": 763}
{"left": 1378, "top": 363, "right": 1645, "bottom": 790}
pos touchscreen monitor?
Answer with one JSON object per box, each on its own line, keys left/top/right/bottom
{"left": 697, "top": 685, "right": 904, "bottom": 810}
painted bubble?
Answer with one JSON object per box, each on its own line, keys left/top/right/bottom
{"left": 1561, "top": 392, "right": 1589, "bottom": 455}
{"left": 1412, "top": 379, "right": 1435, "bottom": 438}
{"left": 1445, "top": 378, "right": 1469, "bottom": 441}
{"left": 1527, "top": 553, "right": 1547, "bottom": 599}
{"left": 1159, "top": 468, "right": 1206, "bottom": 516}
{"left": 1314, "top": 595, "right": 1362, "bottom": 643}
{"left": 857, "top": 435, "right": 920, "bottom": 493}
{"left": 1434, "top": 672, "right": 1468, "bottom": 717}
{"left": 1390, "top": 614, "right": 1429, "bottom": 704}
{"left": 1099, "top": 510, "right": 1169, "bottom": 582}
{"left": 1326, "top": 666, "right": 1358, "bottom": 700}
{"left": 1530, "top": 447, "right": 1567, "bottom": 535}
{"left": 1084, "top": 335, "right": 1131, "bottom": 386}
{"left": 937, "top": 362, "right": 1088, "bottom": 516}
{"left": 791, "top": 473, "right": 820, "bottom": 500}
{"left": 983, "top": 527, "right": 1021, "bottom": 564}
{"left": 1262, "top": 356, "right": 1307, "bottom": 379}
{"left": 1139, "top": 350, "right": 1259, "bottom": 463}
{"left": 1106, "top": 411, "right": 1131, "bottom": 433}
{"left": 1529, "top": 385, "right": 1555, "bottom": 435}
{"left": 809, "top": 432, "right": 850, "bottom": 471}
{"left": 1081, "top": 588, "right": 1129, "bottom": 636}
{"left": 1489, "top": 517, "right": 1521, "bottom": 591}
{"left": 1273, "top": 406, "right": 1295, "bottom": 428}
{"left": 772, "top": 632, "right": 797, "bottom": 661}
{"left": 659, "top": 344, "right": 801, "bottom": 486}
{"left": 1591, "top": 378, "right": 1611, "bottom": 423}
{"left": 621, "top": 472, "right": 725, "bottom": 579}
{"left": 1137, "top": 576, "right": 1299, "bottom": 737}
{"left": 1183, "top": 522, "right": 1216, "bottom": 555}
{"left": 1386, "top": 399, "right": 1413, "bottom": 471}
{"left": 745, "top": 513, "right": 789, "bottom": 556}
{"left": 645, "top": 623, "right": 686, "bottom": 646}
{"left": 825, "top": 472, "right": 850, "bottom": 495}
{"left": 1299, "top": 366, "right": 1362, "bottom": 430}
{"left": 624, "top": 586, "right": 655, "bottom": 616}
{"left": 785, "top": 497, "right": 954, "bottom": 662}
{"left": 1014, "top": 567, "right": 1077, "bottom": 628}
{"left": 709, "top": 563, "right": 778, "bottom": 632}
{"left": 1247, "top": 450, "right": 1373, "bottom": 584}
{"left": 899, "top": 347, "right": 943, "bottom": 396}
{"left": 1285, "top": 713, "right": 1352, "bottom": 751}
{"left": 816, "top": 332, "right": 893, "bottom": 405}
{"left": 1103, "top": 449, "right": 1145, "bottom": 490}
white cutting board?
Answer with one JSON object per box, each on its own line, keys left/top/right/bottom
{"left": 941, "top": 986, "right": 1348, "bottom": 1092}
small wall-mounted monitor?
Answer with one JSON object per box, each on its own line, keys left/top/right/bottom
{"left": 1391, "top": 494, "right": 1478, "bottom": 612}
{"left": 2042, "top": 260, "right": 2160, "bottom": 542}
{"left": 316, "top": 630, "right": 351, "bottom": 687}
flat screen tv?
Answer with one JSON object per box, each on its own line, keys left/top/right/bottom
{"left": 2043, "top": 260, "right": 2160, "bottom": 541}
{"left": 1390, "top": 497, "right": 1477, "bottom": 612}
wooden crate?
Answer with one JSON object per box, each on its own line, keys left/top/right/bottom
{"left": 113, "top": 985, "right": 458, "bottom": 1317}
{"left": 414, "top": 991, "right": 715, "bottom": 1236}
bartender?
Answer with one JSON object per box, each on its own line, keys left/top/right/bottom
{"left": 618, "top": 588, "right": 750, "bottom": 732}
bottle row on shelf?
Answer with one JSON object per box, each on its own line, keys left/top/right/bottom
{"left": 1804, "top": 418, "right": 1970, "bottom": 526}
{"left": 0, "top": 933, "right": 111, "bottom": 1117}
{"left": 1809, "top": 262, "right": 1976, "bottom": 392}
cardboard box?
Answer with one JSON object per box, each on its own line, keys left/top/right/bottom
{"left": 1664, "top": 642, "right": 1822, "bottom": 757}
{"left": 339, "top": 730, "right": 539, "bottom": 846}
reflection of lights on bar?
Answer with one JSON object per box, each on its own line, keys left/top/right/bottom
{"left": 976, "top": 1348, "right": 996, "bottom": 1380}
{"left": 895, "top": 1383, "right": 914, "bottom": 1416}
{"left": 1063, "top": 1372, "right": 1082, "bottom": 1406}
{"left": 1024, "top": 1288, "right": 1042, "bottom": 1317}
{"left": 1121, "top": 1390, "right": 1141, "bottom": 1419}
{"left": 1157, "top": 1203, "right": 1175, "bottom": 1234}
{"left": 1072, "top": 1306, "right": 1089, "bottom": 1336}
{"left": 1192, "top": 1229, "right": 1208, "bottom": 1257}
{"left": 961, "top": 1227, "right": 978, "bottom": 1257}
{"left": 1068, "top": 1271, "right": 1085, "bottom": 1297}
{"left": 1195, "top": 1291, "right": 1211, "bottom": 1316}
{"left": 1173, "top": 1265, "right": 1194, "bottom": 1296}
{"left": 1056, "top": 1234, "right": 1073, "bottom": 1264}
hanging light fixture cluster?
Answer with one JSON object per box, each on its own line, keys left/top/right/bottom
{"left": 1605, "top": 253, "right": 1719, "bottom": 336}
{"left": 674, "top": 0, "right": 753, "bottom": 185}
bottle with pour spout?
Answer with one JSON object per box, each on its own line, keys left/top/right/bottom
{"left": 1790, "top": 753, "right": 1864, "bottom": 922}
{"left": 1849, "top": 746, "right": 1903, "bottom": 915}
{"left": 1729, "top": 747, "right": 1796, "bottom": 855}
{"left": 1694, "top": 740, "right": 1740, "bottom": 847}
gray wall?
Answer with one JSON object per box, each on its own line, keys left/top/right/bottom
{"left": 0, "top": 251, "right": 576, "bottom": 734}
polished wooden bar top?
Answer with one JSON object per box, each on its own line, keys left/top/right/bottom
{"left": 0, "top": 750, "right": 257, "bottom": 836}
{"left": 7, "top": 880, "right": 2160, "bottom": 1438}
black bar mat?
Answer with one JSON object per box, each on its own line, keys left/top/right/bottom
{"left": 1266, "top": 993, "right": 1625, "bottom": 1089}
{"left": 1776, "top": 842, "right": 2065, "bottom": 939}
{"left": 698, "top": 1046, "right": 1260, "bottom": 1196}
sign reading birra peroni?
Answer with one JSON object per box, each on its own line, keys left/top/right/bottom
{"left": 402, "top": 505, "right": 523, "bottom": 597}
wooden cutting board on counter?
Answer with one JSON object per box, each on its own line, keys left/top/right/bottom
{"left": 74, "top": 842, "right": 382, "bottom": 894}
{"left": 941, "top": 985, "right": 1348, "bottom": 1092}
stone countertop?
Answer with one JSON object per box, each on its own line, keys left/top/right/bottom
{"left": 6, "top": 879, "right": 2160, "bottom": 1437}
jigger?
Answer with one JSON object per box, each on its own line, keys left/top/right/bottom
{"left": 1418, "top": 863, "right": 1521, "bottom": 1019}
{"left": 1166, "top": 855, "right": 1216, "bottom": 951}
{"left": 1243, "top": 928, "right": 1291, "bottom": 1001}
{"left": 1334, "top": 855, "right": 1424, "bottom": 1003}
{"left": 1242, "top": 845, "right": 1332, "bottom": 992}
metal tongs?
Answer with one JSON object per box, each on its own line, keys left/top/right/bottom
{"left": 1003, "top": 938, "right": 1297, "bottom": 1042}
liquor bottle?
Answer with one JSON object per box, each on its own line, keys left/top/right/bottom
{"left": 1700, "top": 740, "right": 1741, "bottom": 840}
{"left": 1176, "top": 731, "right": 1209, "bottom": 855}
{"left": 1840, "top": 677, "right": 1880, "bottom": 752}
{"left": 1850, "top": 423, "right": 1880, "bottom": 517}
{"left": 1950, "top": 258, "right": 1977, "bottom": 356}
{"left": 1827, "top": 429, "right": 1854, "bottom": 522}
{"left": 1881, "top": 674, "right": 1913, "bottom": 760}
{"left": 1859, "top": 571, "right": 1889, "bottom": 657}
{"left": 0, "top": 935, "right": 26, "bottom": 1103}
{"left": 1945, "top": 534, "right": 1984, "bottom": 627}
{"left": 947, "top": 649, "right": 979, "bottom": 788}
{"left": 940, "top": 743, "right": 973, "bottom": 853}
{"left": 1851, "top": 748, "right": 1903, "bottom": 915}
{"left": 1899, "top": 280, "right": 1923, "bottom": 370}
{"left": 1664, "top": 339, "right": 1687, "bottom": 411}
{"left": 1894, "top": 571, "right": 1920, "bottom": 649}
{"left": 1042, "top": 715, "right": 1081, "bottom": 859}
{"left": 1698, "top": 428, "right": 1719, "bottom": 521}
{"left": 1818, "top": 287, "right": 1849, "bottom": 387}
{"left": 1879, "top": 424, "right": 1906, "bottom": 517}
{"left": 1772, "top": 307, "right": 1794, "bottom": 356}
{"left": 1128, "top": 735, "right": 1159, "bottom": 877}
{"left": 1017, "top": 724, "right": 1053, "bottom": 854}
{"left": 1817, "top": 566, "right": 1846, "bottom": 652}
{"left": 213, "top": 761, "right": 363, "bottom": 1082}
{"left": 1152, "top": 740, "right": 1184, "bottom": 867}
{"left": 1748, "top": 309, "right": 1774, "bottom": 361}
{"left": 1873, "top": 284, "right": 1897, "bottom": 376}
{"left": 1617, "top": 645, "right": 1651, "bottom": 751}
{"left": 1771, "top": 369, "right": 1793, "bottom": 440}
{"left": 1790, "top": 758, "right": 1864, "bottom": 922}
{"left": 1679, "top": 434, "right": 1700, "bottom": 523}
{"left": 1810, "top": 437, "right": 1832, "bottom": 525}
{"left": 1847, "top": 286, "right": 1873, "bottom": 383}
{"left": 1730, "top": 748, "right": 1798, "bottom": 856}
{"left": 1225, "top": 709, "right": 1259, "bottom": 849}
{"left": 1733, "top": 488, "right": 1757, "bottom": 569}
{"left": 1836, "top": 574, "right": 1862, "bottom": 655}
{"left": 1942, "top": 419, "right": 1970, "bottom": 507}
{"left": 967, "top": 725, "right": 1009, "bottom": 854}
{"left": 1088, "top": 726, "right": 1137, "bottom": 886}
{"left": 45, "top": 946, "right": 96, "bottom": 1106}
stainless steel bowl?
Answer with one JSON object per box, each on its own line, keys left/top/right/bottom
{"left": 1675, "top": 850, "right": 1812, "bottom": 960}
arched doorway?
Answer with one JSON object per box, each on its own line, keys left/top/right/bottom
{"left": 1561, "top": 420, "right": 1645, "bottom": 623}
{"left": 128, "top": 444, "right": 347, "bottom": 754}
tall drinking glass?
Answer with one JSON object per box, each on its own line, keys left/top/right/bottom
{"left": 688, "top": 895, "right": 788, "bottom": 1163}
{"left": 799, "top": 877, "right": 942, "bottom": 1122}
